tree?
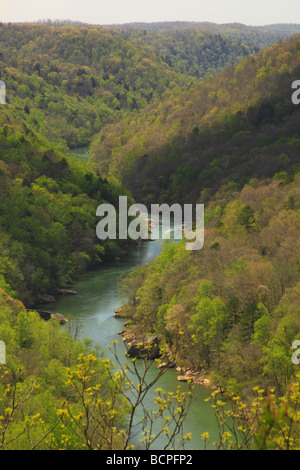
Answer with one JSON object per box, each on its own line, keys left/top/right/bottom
{"left": 238, "top": 205, "right": 256, "bottom": 232}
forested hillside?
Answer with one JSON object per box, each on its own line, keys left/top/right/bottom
{"left": 0, "top": 22, "right": 193, "bottom": 305}
{"left": 90, "top": 35, "right": 300, "bottom": 204}
{"left": 0, "top": 21, "right": 300, "bottom": 450}
{"left": 0, "top": 23, "right": 188, "bottom": 151}
{"left": 120, "top": 172, "right": 300, "bottom": 399}
{"left": 2, "top": 22, "right": 295, "bottom": 304}
{"left": 0, "top": 108, "right": 131, "bottom": 305}
{"left": 109, "top": 21, "right": 300, "bottom": 48}
{"left": 89, "top": 28, "right": 300, "bottom": 433}
{"left": 1, "top": 22, "right": 297, "bottom": 153}
{"left": 109, "top": 29, "right": 259, "bottom": 79}
{"left": 0, "top": 285, "right": 133, "bottom": 450}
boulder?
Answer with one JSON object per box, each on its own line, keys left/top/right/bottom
{"left": 29, "top": 309, "right": 68, "bottom": 324}
{"left": 175, "top": 368, "right": 215, "bottom": 388}
{"left": 177, "top": 375, "right": 190, "bottom": 382}
{"left": 177, "top": 370, "right": 195, "bottom": 382}
{"left": 122, "top": 334, "right": 161, "bottom": 360}
{"left": 58, "top": 288, "right": 78, "bottom": 295}
{"left": 50, "top": 312, "right": 69, "bottom": 324}
{"left": 114, "top": 307, "right": 127, "bottom": 318}
{"left": 157, "top": 361, "right": 176, "bottom": 369}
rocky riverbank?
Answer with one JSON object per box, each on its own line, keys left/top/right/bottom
{"left": 116, "top": 307, "right": 217, "bottom": 390}
{"left": 175, "top": 366, "right": 216, "bottom": 389}
{"left": 26, "top": 308, "right": 68, "bottom": 324}
{"left": 118, "top": 329, "right": 161, "bottom": 360}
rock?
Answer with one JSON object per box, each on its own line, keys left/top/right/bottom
{"left": 203, "top": 378, "right": 211, "bottom": 387}
{"left": 157, "top": 361, "right": 176, "bottom": 369}
{"left": 177, "top": 370, "right": 195, "bottom": 382}
{"left": 123, "top": 334, "right": 161, "bottom": 360}
{"left": 27, "top": 309, "right": 68, "bottom": 324}
{"left": 114, "top": 307, "right": 128, "bottom": 318}
{"left": 50, "top": 313, "right": 69, "bottom": 324}
{"left": 120, "top": 331, "right": 136, "bottom": 343}
{"left": 146, "top": 218, "right": 156, "bottom": 230}
{"left": 175, "top": 367, "right": 215, "bottom": 388}
{"left": 177, "top": 375, "right": 189, "bottom": 382}
{"left": 58, "top": 288, "right": 78, "bottom": 295}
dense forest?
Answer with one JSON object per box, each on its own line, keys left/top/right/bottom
{"left": 90, "top": 35, "right": 300, "bottom": 205}
{"left": 0, "top": 23, "right": 187, "bottom": 150}
{"left": 120, "top": 173, "right": 300, "bottom": 396}
{"left": 0, "top": 116, "right": 132, "bottom": 305}
{"left": 0, "top": 21, "right": 300, "bottom": 449}
{"left": 2, "top": 22, "right": 298, "bottom": 305}
{"left": 0, "top": 22, "right": 266, "bottom": 151}
{"left": 109, "top": 21, "right": 300, "bottom": 55}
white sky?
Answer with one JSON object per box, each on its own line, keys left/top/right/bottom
{"left": 1, "top": 0, "right": 300, "bottom": 26}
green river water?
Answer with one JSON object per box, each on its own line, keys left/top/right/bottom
{"left": 45, "top": 147, "right": 222, "bottom": 450}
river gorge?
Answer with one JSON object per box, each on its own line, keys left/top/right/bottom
{"left": 43, "top": 148, "right": 221, "bottom": 450}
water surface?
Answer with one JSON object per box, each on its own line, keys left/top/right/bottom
{"left": 45, "top": 200, "right": 221, "bottom": 449}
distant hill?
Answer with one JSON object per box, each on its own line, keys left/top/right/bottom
{"left": 0, "top": 23, "right": 189, "bottom": 150}
{"left": 114, "top": 28, "right": 259, "bottom": 79}
{"left": 106, "top": 21, "right": 300, "bottom": 48}
{"left": 0, "top": 22, "right": 266, "bottom": 152}
{"left": 90, "top": 35, "right": 300, "bottom": 204}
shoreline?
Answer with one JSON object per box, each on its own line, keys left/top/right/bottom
{"left": 115, "top": 306, "right": 219, "bottom": 392}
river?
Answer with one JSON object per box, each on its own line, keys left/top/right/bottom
{"left": 46, "top": 147, "right": 222, "bottom": 450}
{"left": 67, "top": 146, "right": 91, "bottom": 165}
